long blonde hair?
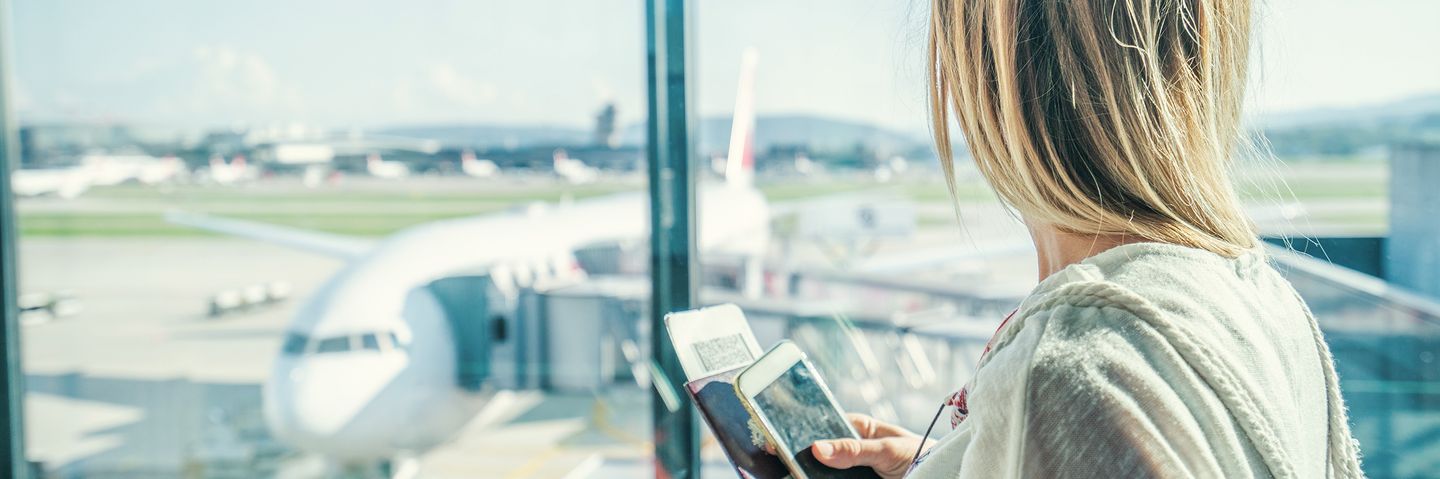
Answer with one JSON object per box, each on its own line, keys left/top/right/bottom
{"left": 928, "top": 0, "right": 1257, "bottom": 257}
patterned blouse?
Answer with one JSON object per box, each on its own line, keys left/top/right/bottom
{"left": 946, "top": 309, "right": 1016, "bottom": 428}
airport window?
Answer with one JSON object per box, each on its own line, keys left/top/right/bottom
{"left": 9, "top": 1, "right": 656, "bottom": 476}
{"left": 3, "top": 1, "right": 1437, "bottom": 479}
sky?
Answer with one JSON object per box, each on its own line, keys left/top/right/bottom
{"left": 11, "top": 0, "right": 1440, "bottom": 134}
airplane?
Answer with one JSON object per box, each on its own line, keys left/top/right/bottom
{"left": 11, "top": 165, "right": 92, "bottom": 199}
{"left": 135, "top": 155, "right": 187, "bottom": 185}
{"left": 459, "top": 150, "right": 499, "bottom": 178}
{"left": 165, "top": 50, "right": 771, "bottom": 478}
{"left": 205, "top": 154, "right": 254, "bottom": 185}
{"left": 14, "top": 152, "right": 186, "bottom": 198}
{"left": 366, "top": 153, "right": 410, "bottom": 179}
{"left": 551, "top": 149, "right": 598, "bottom": 184}
{"left": 79, "top": 154, "right": 145, "bottom": 186}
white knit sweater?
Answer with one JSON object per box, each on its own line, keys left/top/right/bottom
{"left": 907, "top": 243, "right": 1364, "bottom": 478}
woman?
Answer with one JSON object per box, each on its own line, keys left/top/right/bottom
{"left": 811, "top": 0, "right": 1364, "bottom": 477}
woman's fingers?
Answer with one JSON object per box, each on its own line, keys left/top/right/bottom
{"left": 847, "top": 413, "right": 915, "bottom": 439}
{"left": 813, "top": 437, "right": 917, "bottom": 479}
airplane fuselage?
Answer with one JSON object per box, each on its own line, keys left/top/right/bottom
{"left": 263, "top": 184, "right": 770, "bottom": 460}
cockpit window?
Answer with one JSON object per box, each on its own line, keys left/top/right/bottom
{"left": 290, "top": 331, "right": 399, "bottom": 355}
{"left": 360, "top": 333, "right": 381, "bottom": 351}
{"left": 315, "top": 336, "right": 351, "bottom": 354}
{"left": 281, "top": 333, "right": 309, "bottom": 355}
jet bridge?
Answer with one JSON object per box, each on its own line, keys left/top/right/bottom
{"left": 512, "top": 274, "right": 1014, "bottom": 431}
{"left": 426, "top": 275, "right": 501, "bottom": 392}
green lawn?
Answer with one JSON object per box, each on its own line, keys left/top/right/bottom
{"left": 18, "top": 211, "right": 513, "bottom": 237}
{"left": 1236, "top": 179, "right": 1387, "bottom": 201}
{"left": 16, "top": 169, "right": 1387, "bottom": 238}
{"left": 17, "top": 182, "right": 636, "bottom": 237}
{"left": 83, "top": 183, "right": 636, "bottom": 204}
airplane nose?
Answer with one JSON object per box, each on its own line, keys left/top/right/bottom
{"left": 262, "top": 358, "right": 303, "bottom": 441}
{"left": 263, "top": 355, "right": 407, "bottom": 453}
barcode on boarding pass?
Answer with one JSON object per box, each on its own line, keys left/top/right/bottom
{"left": 694, "top": 334, "right": 754, "bottom": 372}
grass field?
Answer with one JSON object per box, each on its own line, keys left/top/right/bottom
{"left": 16, "top": 165, "right": 1389, "bottom": 237}
{"left": 17, "top": 181, "right": 633, "bottom": 237}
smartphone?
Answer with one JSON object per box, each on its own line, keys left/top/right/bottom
{"left": 736, "top": 341, "right": 881, "bottom": 479}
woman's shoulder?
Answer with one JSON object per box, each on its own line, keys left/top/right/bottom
{"left": 1019, "top": 242, "right": 1278, "bottom": 323}
{"left": 995, "top": 241, "right": 1293, "bottom": 366}
{"left": 961, "top": 243, "right": 1331, "bottom": 478}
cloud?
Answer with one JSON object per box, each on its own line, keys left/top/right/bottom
{"left": 192, "top": 45, "right": 279, "bottom": 105}
{"left": 385, "top": 63, "right": 499, "bottom": 121}
{"left": 425, "top": 64, "right": 496, "bottom": 108}
{"left": 178, "top": 45, "right": 302, "bottom": 122}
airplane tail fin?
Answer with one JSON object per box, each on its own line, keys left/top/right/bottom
{"left": 552, "top": 149, "right": 568, "bottom": 170}
{"left": 724, "top": 48, "right": 758, "bottom": 187}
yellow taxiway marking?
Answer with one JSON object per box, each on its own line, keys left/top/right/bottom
{"left": 501, "top": 447, "right": 563, "bottom": 479}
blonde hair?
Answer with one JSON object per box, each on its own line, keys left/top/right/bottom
{"left": 928, "top": 0, "right": 1258, "bottom": 257}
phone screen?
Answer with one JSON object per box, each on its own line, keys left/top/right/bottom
{"left": 752, "top": 361, "right": 880, "bottom": 479}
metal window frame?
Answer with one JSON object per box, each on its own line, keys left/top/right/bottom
{"left": 645, "top": 0, "right": 700, "bottom": 477}
{"left": 0, "top": 0, "right": 29, "bottom": 477}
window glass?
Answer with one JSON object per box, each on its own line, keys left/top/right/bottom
{"left": 8, "top": 1, "right": 1437, "bottom": 478}
{"left": 12, "top": 0, "right": 656, "bottom": 477}
{"left": 693, "top": 2, "right": 1439, "bottom": 478}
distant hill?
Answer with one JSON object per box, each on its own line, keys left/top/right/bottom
{"left": 379, "top": 114, "right": 928, "bottom": 155}
{"left": 377, "top": 124, "right": 590, "bottom": 149}
{"left": 1257, "top": 92, "right": 1440, "bottom": 158}
{"left": 620, "top": 114, "right": 927, "bottom": 154}
{"left": 1259, "top": 93, "right": 1440, "bottom": 130}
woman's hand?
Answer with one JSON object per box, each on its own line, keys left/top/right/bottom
{"left": 812, "top": 413, "right": 930, "bottom": 479}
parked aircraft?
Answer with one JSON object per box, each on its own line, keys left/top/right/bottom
{"left": 204, "top": 154, "right": 255, "bottom": 185}
{"left": 366, "top": 153, "right": 410, "bottom": 179}
{"left": 12, "top": 153, "right": 185, "bottom": 198}
{"left": 11, "top": 166, "right": 91, "bottom": 199}
{"left": 460, "top": 150, "right": 499, "bottom": 178}
{"left": 551, "top": 150, "right": 598, "bottom": 184}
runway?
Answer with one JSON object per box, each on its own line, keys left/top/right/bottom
{"left": 14, "top": 237, "right": 821, "bottom": 478}
{"left": 20, "top": 238, "right": 340, "bottom": 477}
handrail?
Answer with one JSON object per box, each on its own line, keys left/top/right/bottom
{"left": 1265, "top": 244, "right": 1440, "bottom": 323}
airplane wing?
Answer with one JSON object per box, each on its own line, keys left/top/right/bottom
{"left": 165, "top": 210, "right": 375, "bottom": 260}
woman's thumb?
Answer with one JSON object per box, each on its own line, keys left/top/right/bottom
{"left": 813, "top": 439, "right": 877, "bottom": 469}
